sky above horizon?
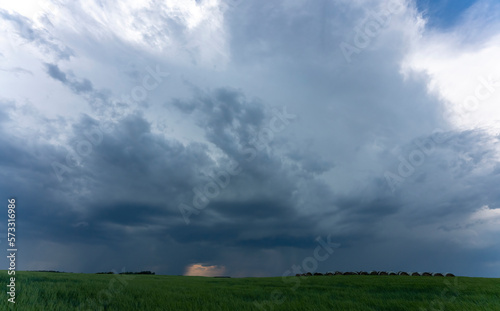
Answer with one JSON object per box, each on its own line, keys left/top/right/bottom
{"left": 1, "top": 0, "right": 500, "bottom": 278}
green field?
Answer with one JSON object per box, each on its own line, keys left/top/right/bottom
{"left": 1, "top": 271, "right": 500, "bottom": 310}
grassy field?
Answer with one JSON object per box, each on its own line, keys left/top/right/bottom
{"left": 1, "top": 271, "right": 499, "bottom": 310}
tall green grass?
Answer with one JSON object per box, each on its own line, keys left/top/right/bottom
{"left": 1, "top": 271, "right": 499, "bottom": 310}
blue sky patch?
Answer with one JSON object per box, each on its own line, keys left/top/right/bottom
{"left": 416, "top": 0, "right": 477, "bottom": 28}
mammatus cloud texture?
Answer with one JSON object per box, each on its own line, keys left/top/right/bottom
{"left": 0, "top": 0, "right": 499, "bottom": 277}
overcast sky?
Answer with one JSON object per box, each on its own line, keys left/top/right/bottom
{"left": 1, "top": 0, "right": 500, "bottom": 278}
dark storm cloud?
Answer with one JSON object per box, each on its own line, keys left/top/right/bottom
{"left": 163, "top": 87, "right": 499, "bottom": 274}
{"left": 90, "top": 202, "right": 176, "bottom": 227}
{"left": 165, "top": 198, "right": 323, "bottom": 249}
{"left": 1, "top": 0, "right": 500, "bottom": 278}
{"left": 63, "top": 112, "right": 215, "bottom": 207}
{"left": 2, "top": 84, "right": 500, "bottom": 277}
{"left": 172, "top": 87, "right": 268, "bottom": 157}
{"left": 0, "top": 109, "right": 208, "bottom": 247}
{"left": 287, "top": 148, "right": 335, "bottom": 176}
{"left": 236, "top": 235, "right": 316, "bottom": 249}
{"left": 208, "top": 200, "right": 293, "bottom": 220}
{"left": 0, "top": 85, "right": 342, "bottom": 273}
{"left": 335, "top": 196, "right": 400, "bottom": 222}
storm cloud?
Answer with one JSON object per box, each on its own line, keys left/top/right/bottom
{"left": 0, "top": 0, "right": 499, "bottom": 278}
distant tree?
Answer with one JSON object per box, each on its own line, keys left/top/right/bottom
{"left": 119, "top": 271, "right": 155, "bottom": 275}
{"left": 138, "top": 271, "right": 155, "bottom": 275}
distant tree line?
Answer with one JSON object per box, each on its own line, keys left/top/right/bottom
{"left": 296, "top": 271, "right": 455, "bottom": 277}
{"left": 96, "top": 271, "right": 155, "bottom": 275}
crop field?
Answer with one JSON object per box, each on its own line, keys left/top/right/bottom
{"left": 1, "top": 271, "right": 500, "bottom": 310}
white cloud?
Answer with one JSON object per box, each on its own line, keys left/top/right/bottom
{"left": 403, "top": 0, "right": 500, "bottom": 135}
{"left": 471, "top": 205, "right": 500, "bottom": 224}
{"left": 48, "top": 0, "right": 229, "bottom": 68}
